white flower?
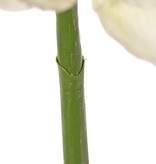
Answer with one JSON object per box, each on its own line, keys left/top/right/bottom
{"left": 0, "top": 0, "right": 76, "bottom": 12}
{"left": 93, "top": 0, "right": 156, "bottom": 64}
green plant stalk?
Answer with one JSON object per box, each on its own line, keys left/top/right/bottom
{"left": 56, "top": 3, "right": 89, "bottom": 164}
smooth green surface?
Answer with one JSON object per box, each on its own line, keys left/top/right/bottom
{"left": 56, "top": 4, "right": 82, "bottom": 75}
{"left": 56, "top": 4, "right": 89, "bottom": 164}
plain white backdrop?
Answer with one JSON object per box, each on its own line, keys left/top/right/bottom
{"left": 0, "top": 0, "right": 156, "bottom": 163}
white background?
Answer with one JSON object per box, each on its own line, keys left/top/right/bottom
{"left": 0, "top": 0, "right": 156, "bottom": 163}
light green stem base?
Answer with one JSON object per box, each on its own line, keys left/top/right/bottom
{"left": 57, "top": 58, "right": 89, "bottom": 164}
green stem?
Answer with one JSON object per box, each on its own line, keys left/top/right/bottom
{"left": 56, "top": 4, "right": 82, "bottom": 74}
{"left": 56, "top": 4, "right": 89, "bottom": 164}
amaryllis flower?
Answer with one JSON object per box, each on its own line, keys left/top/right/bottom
{"left": 0, "top": 0, "right": 156, "bottom": 64}
{"left": 93, "top": 0, "right": 156, "bottom": 64}
{"left": 0, "top": 0, "right": 76, "bottom": 12}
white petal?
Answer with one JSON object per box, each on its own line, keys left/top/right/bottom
{"left": 0, "top": 0, "right": 28, "bottom": 10}
{"left": 93, "top": 0, "right": 156, "bottom": 64}
{"left": 123, "top": 0, "right": 156, "bottom": 9}
{"left": 0, "top": 0, "right": 76, "bottom": 12}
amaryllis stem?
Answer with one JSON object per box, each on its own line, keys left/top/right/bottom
{"left": 56, "top": 3, "right": 89, "bottom": 164}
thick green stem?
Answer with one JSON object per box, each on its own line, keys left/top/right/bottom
{"left": 56, "top": 4, "right": 89, "bottom": 164}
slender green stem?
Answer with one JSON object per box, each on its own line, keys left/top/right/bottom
{"left": 56, "top": 4, "right": 89, "bottom": 164}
